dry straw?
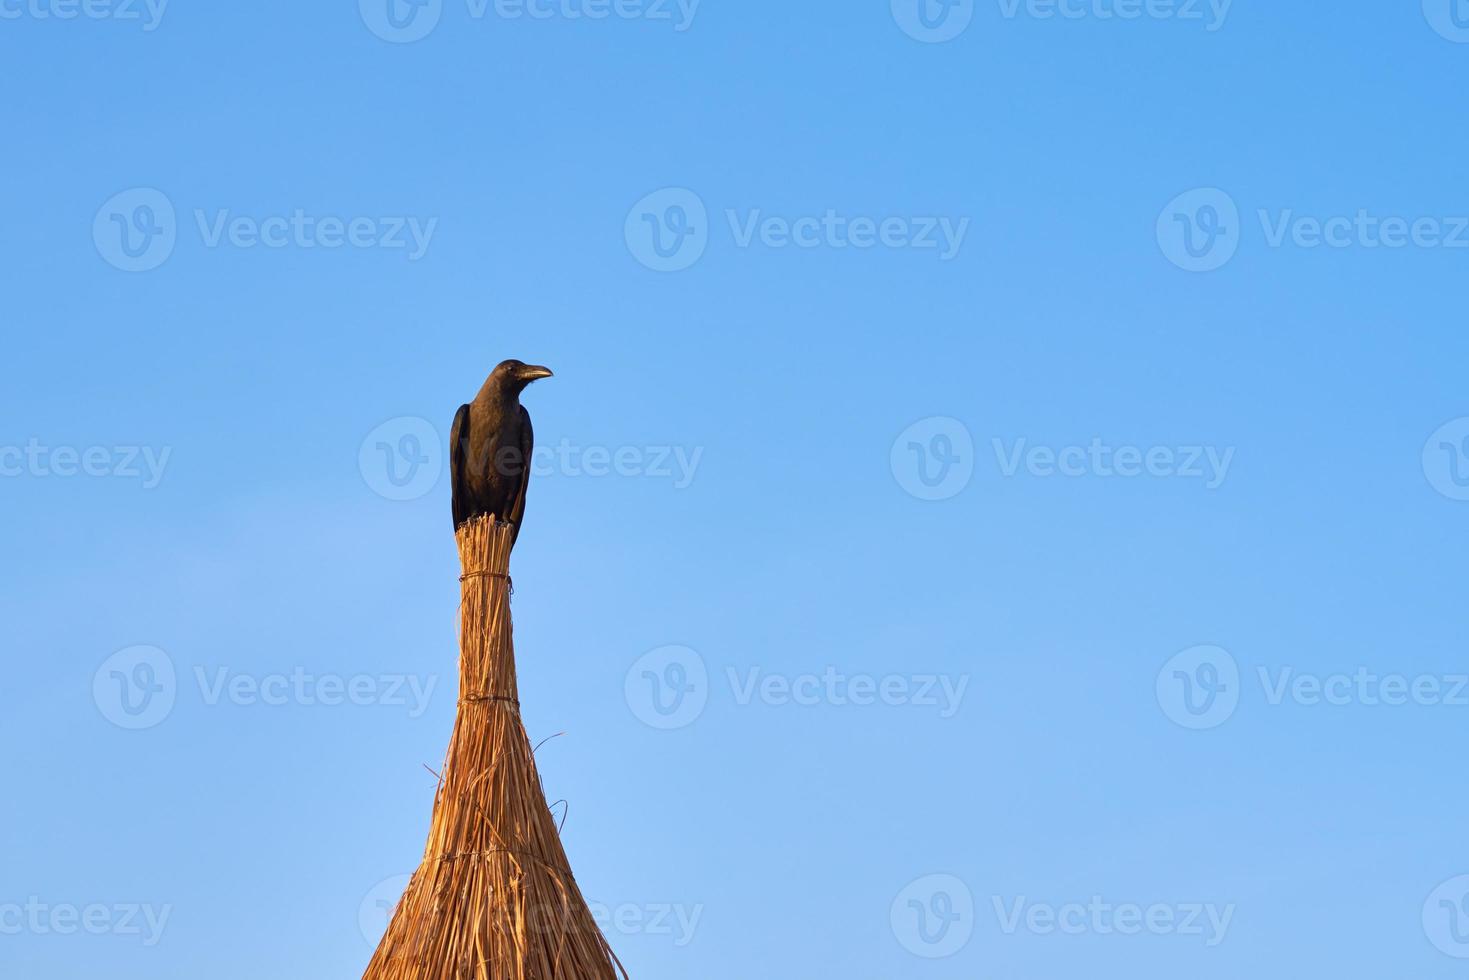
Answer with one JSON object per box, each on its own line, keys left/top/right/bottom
{"left": 364, "top": 517, "right": 627, "bottom": 980}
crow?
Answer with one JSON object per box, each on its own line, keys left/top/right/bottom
{"left": 450, "top": 359, "right": 554, "bottom": 544}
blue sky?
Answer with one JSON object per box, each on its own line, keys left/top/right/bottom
{"left": 3, "top": 2, "right": 1469, "bottom": 977}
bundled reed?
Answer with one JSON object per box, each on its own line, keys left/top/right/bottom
{"left": 364, "top": 517, "right": 626, "bottom": 980}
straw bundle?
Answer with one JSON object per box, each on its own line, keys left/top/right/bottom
{"left": 364, "top": 517, "right": 626, "bottom": 980}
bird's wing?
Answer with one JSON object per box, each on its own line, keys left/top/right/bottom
{"left": 507, "top": 405, "right": 533, "bottom": 547}
{"left": 449, "top": 403, "right": 470, "bottom": 529}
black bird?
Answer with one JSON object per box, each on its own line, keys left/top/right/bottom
{"left": 450, "top": 359, "right": 554, "bottom": 544}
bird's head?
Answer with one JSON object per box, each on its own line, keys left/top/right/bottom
{"left": 488, "top": 359, "right": 554, "bottom": 395}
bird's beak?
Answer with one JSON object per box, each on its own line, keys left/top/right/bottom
{"left": 520, "top": 365, "right": 554, "bottom": 382}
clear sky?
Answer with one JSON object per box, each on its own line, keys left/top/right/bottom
{"left": 3, "top": 2, "right": 1469, "bottom": 978}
